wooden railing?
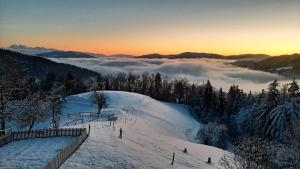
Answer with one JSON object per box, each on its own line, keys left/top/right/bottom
{"left": 11, "top": 128, "right": 86, "bottom": 140}
{"left": 44, "top": 128, "right": 88, "bottom": 169}
{"left": 0, "top": 128, "right": 88, "bottom": 169}
{"left": 0, "top": 134, "right": 12, "bottom": 147}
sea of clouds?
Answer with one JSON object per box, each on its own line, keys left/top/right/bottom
{"left": 51, "top": 57, "right": 288, "bottom": 92}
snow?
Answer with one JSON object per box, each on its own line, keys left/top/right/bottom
{"left": 0, "top": 136, "right": 76, "bottom": 169}
{"left": 60, "top": 91, "right": 226, "bottom": 169}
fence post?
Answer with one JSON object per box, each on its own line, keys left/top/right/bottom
{"left": 171, "top": 152, "right": 175, "bottom": 165}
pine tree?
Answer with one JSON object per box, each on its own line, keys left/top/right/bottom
{"left": 217, "top": 88, "right": 226, "bottom": 117}
{"left": 203, "top": 80, "right": 214, "bottom": 115}
{"left": 174, "top": 80, "right": 185, "bottom": 103}
{"left": 154, "top": 73, "right": 162, "bottom": 99}
{"left": 265, "top": 99, "right": 300, "bottom": 141}
{"left": 256, "top": 79, "right": 280, "bottom": 138}
{"left": 226, "top": 85, "right": 241, "bottom": 116}
{"left": 288, "top": 77, "right": 299, "bottom": 97}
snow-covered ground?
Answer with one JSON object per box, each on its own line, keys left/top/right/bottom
{"left": 60, "top": 91, "right": 226, "bottom": 169}
{"left": 0, "top": 136, "right": 76, "bottom": 169}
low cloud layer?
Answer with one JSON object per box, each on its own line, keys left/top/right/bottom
{"left": 51, "top": 57, "right": 286, "bottom": 92}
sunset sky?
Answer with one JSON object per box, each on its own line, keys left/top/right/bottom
{"left": 0, "top": 0, "right": 299, "bottom": 55}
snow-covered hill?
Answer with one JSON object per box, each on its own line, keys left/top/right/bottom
{"left": 61, "top": 91, "right": 226, "bottom": 169}
{"left": 6, "top": 44, "right": 55, "bottom": 55}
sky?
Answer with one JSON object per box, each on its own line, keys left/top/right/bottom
{"left": 0, "top": 0, "right": 299, "bottom": 55}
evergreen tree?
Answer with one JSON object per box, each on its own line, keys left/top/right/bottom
{"left": 288, "top": 77, "right": 299, "bottom": 97}
{"left": 217, "top": 88, "right": 226, "bottom": 117}
{"left": 256, "top": 79, "right": 280, "bottom": 138}
{"left": 226, "top": 85, "right": 242, "bottom": 116}
{"left": 203, "top": 80, "right": 214, "bottom": 115}
{"left": 154, "top": 73, "right": 162, "bottom": 99}
{"left": 264, "top": 99, "right": 300, "bottom": 141}
{"left": 174, "top": 80, "right": 185, "bottom": 103}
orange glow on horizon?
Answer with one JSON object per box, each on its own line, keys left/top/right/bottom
{"left": 1, "top": 27, "right": 299, "bottom": 56}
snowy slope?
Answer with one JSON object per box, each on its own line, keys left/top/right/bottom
{"left": 60, "top": 91, "right": 226, "bottom": 169}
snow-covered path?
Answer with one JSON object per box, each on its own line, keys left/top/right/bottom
{"left": 60, "top": 91, "right": 225, "bottom": 169}
{"left": 0, "top": 136, "right": 76, "bottom": 169}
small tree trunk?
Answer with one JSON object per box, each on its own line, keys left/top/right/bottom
{"left": 28, "top": 120, "right": 35, "bottom": 132}
{"left": 0, "top": 120, "right": 5, "bottom": 135}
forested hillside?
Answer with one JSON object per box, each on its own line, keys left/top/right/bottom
{"left": 233, "top": 53, "right": 300, "bottom": 78}
{"left": 0, "top": 49, "right": 98, "bottom": 79}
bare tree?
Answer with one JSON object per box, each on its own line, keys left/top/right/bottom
{"left": 0, "top": 68, "right": 28, "bottom": 135}
{"left": 48, "top": 84, "right": 65, "bottom": 128}
{"left": 15, "top": 92, "right": 50, "bottom": 132}
{"left": 90, "top": 91, "right": 106, "bottom": 120}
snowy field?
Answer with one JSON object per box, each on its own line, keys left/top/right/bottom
{"left": 60, "top": 91, "right": 226, "bottom": 169}
{"left": 0, "top": 136, "right": 76, "bottom": 169}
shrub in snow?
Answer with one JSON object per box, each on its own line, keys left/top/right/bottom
{"left": 197, "top": 122, "right": 228, "bottom": 149}
{"left": 269, "top": 144, "right": 300, "bottom": 169}
{"left": 220, "top": 137, "right": 300, "bottom": 169}
{"left": 219, "top": 137, "right": 271, "bottom": 169}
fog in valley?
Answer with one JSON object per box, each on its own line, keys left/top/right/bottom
{"left": 51, "top": 57, "right": 287, "bottom": 92}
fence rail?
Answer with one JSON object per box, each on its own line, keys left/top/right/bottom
{"left": 0, "top": 134, "right": 12, "bottom": 147}
{"left": 11, "top": 128, "right": 86, "bottom": 140}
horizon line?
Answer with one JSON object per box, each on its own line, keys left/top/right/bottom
{"left": 2, "top": 43, "right": 300, "bottom": 57}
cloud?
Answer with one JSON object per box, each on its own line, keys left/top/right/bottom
{"left": 50, "top": 57, "right": 286, "bottom": 92}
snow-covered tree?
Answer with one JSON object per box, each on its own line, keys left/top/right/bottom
{"left": 264, "top": 99, "right": 300, "bottom": 141}
{"left": 219, "top": 137, "right": 271, "bottom": 169}
{"left": 288, "top": 77, "right": 299, "bottom": 97}
{"left": 269, "top": 144, "right": 300, "bottom": 169}
{"left": 197, "top": 122, "right": 228, "bottom": 148}
{"left": 255, "top": 79, "right": 280, "bottom": 138}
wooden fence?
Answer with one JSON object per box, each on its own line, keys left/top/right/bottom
{"left": 44, "top": 129, "right": 88, "bottom": 169}
{"left": 11, "top": 128, "right": 86, "bottom": 140}
{"left": 0, "top": 128, "right": 88, "bottom": 169}
{"left": 0, "top": 134, "right": 12, "bottom": 147}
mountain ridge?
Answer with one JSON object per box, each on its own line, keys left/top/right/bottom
{"left": 0, "top": 49, "right": 99, "bottom": 80}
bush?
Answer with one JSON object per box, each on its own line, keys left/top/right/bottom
{"left": 197, "top": 122, "right": 228, "bottom": 149}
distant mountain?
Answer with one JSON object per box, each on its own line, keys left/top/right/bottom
{"left": 109, "top": 54, "right": 134, "bottom": 58}
{"left": 7, "top": 44, "right": 55, "bottom": 55}
{"left": 232, "top": 53, "right": 300, "bottom": 78}
{"left": 0, "top": 49, "right": 99, "bottom": 80}
{"left": 139, "top": 52, "right": 270, "bottom": 61}
{"left": 6, "top": 44, "right": 101, "bottom": 58}
{"left": 139, "top": 52, "right": 224, "bottom": 59}
{"left": 37, "top": 51, "right": 96, "bottom": 58}
{"left": 226, "top": 54, "right": 271, "bottom": 61}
